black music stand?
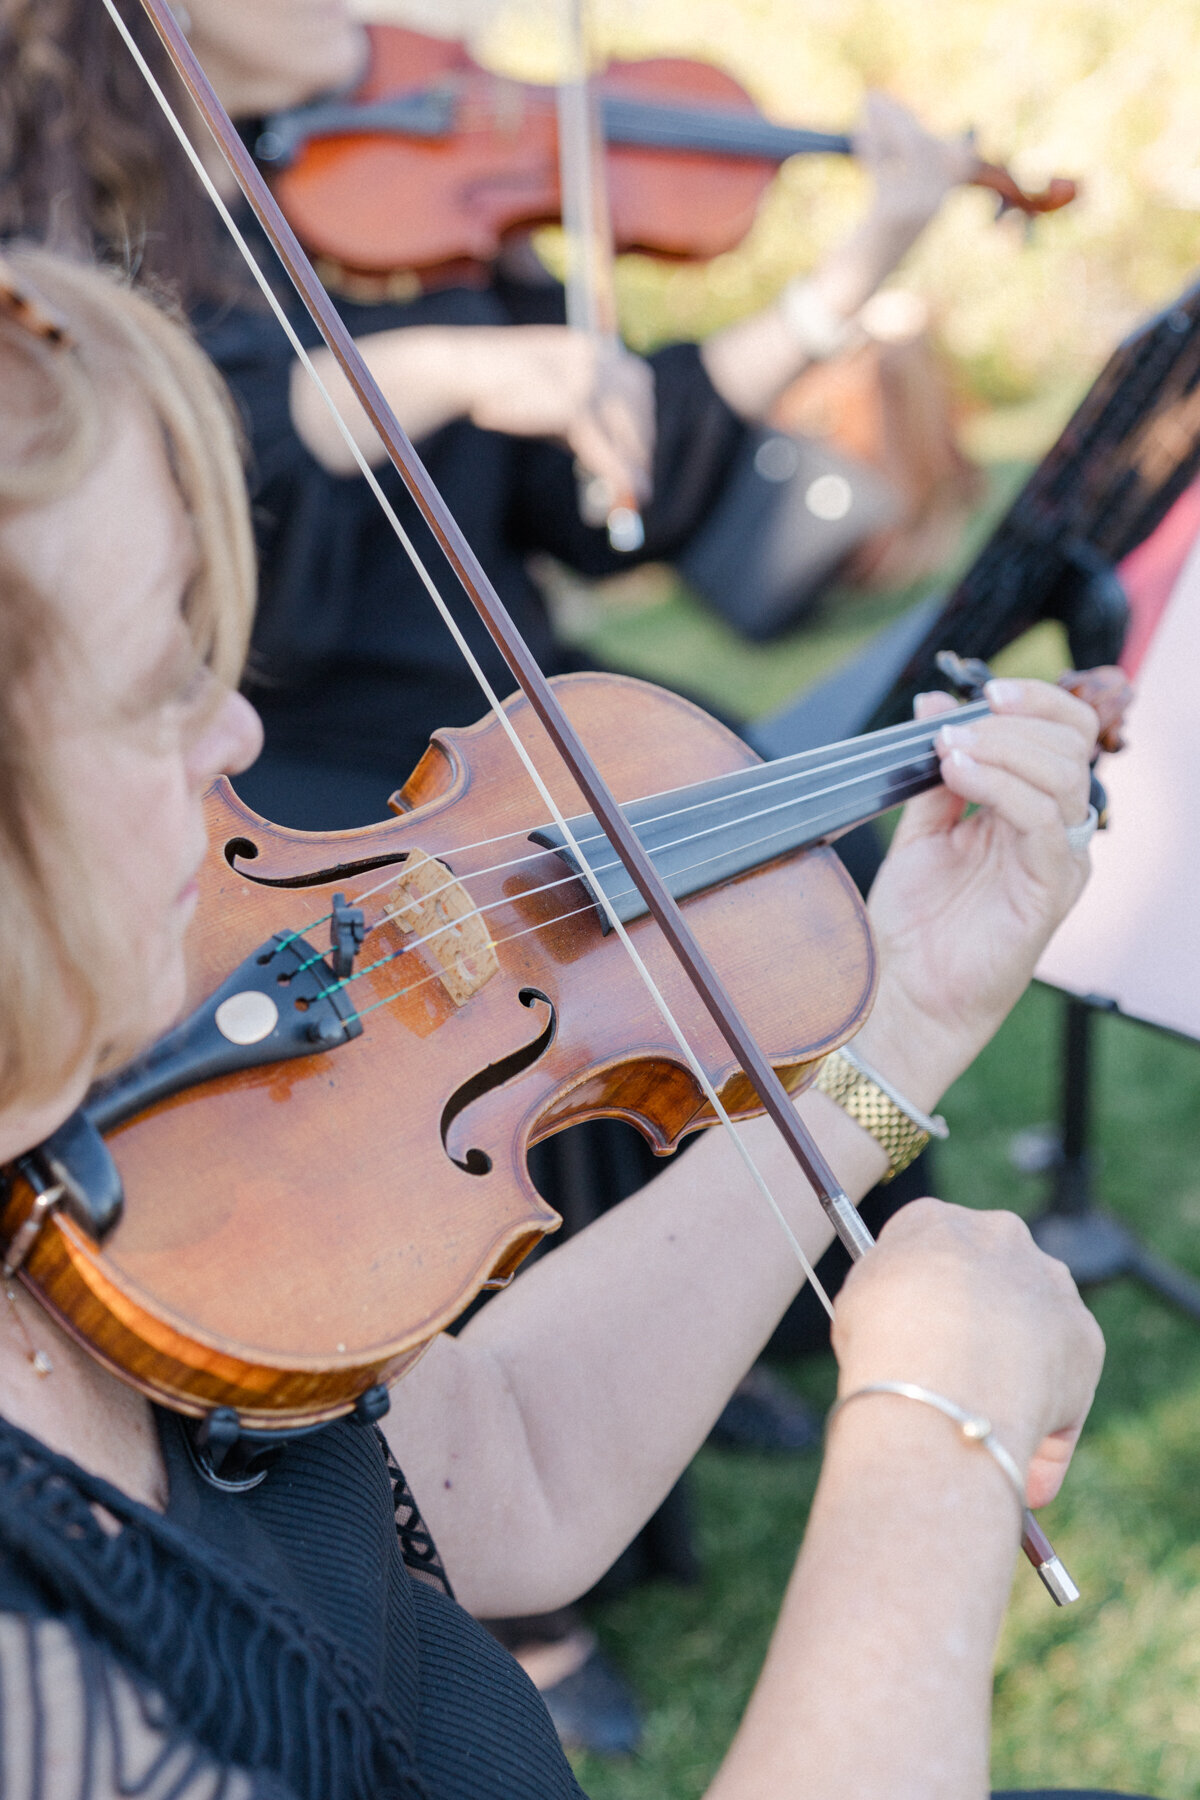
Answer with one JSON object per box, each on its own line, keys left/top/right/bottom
{"left": 1023, "top": 992, "right": 1200, "bottom": 1320}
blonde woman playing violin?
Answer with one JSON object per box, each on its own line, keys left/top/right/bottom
{"left": 0, "top": 241, "right": 1135, "bottom": 1800}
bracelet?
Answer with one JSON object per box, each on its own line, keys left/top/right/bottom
{"left": 813, "top": 1044, "right": 947, "bottom": 1182}
{"left": 778, "top": 278, "right": 861, "bottom": 361}
{"left": 827, "top": 1381, "right": 1026, "bottom": 1511}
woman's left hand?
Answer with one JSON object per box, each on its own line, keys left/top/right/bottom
{"left": 854, "top": 91, "right": 978, "bottom": 233}
{"left": 859, "top": 676, "right": 1100, "bottom": 1101}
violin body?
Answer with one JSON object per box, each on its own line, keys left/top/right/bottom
{"left": 2, "top": 675, "right": 874, "bottom": 1429}
{"left": 271, "top": 26, "right": 779, "bottom": 283}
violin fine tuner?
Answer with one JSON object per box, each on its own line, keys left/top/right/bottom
{"left": 330, "top": 892, "right": 367, "bottom": 979}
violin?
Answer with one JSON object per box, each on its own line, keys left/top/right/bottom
{"left": 255, "top": 24, "right": 1078, "bottom": 288}
{"left": 2, "top": 666, "right": 1129, "bottom": 1443}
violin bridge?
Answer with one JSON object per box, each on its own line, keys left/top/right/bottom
{"left": 383, "top": 850, "right": 499, "bottom": 1007}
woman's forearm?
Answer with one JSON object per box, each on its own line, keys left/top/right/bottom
{"left": 389, "top": 972, "right": 989, "bottom": 1617}
{"left": 289, "top": 327, "right": 470, "bottom": 472}
{"left": 706, "top": 1399, "right": 1020, "bottom": 1800}
{"left": 700, "top": 205, "right": 926, "bottom": 421}
{"left": 390, "top": 1081, "right": 891, "bottom": 1617}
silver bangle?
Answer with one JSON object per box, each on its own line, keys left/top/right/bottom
{"left": 778, "top": 278, "right": 860, "bottom": 361}
{"left": 827, "top": 1381, "right": 1026, "bottom": 1510}
{"left": 838, "top": 1041, "right": 949, "bottom": 1141}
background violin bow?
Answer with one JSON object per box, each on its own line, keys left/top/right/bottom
{"left": 556, "top": 0, "right": 645, "bottom": 551}
{"left": 115, "top": 0, "right": 1076, "bottom": 1604}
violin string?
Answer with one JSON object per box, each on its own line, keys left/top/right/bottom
{"left": 281, "top": 709, "right": 959, "bottom": 960}
{"left": 336, "top": 720, "right": 952, "bottom": 944}
{"left": 354, "top": 706, "right": 961, "bottom": 904}
{"left": 312, "top": 760, "right": 941, "bottom": 1018}
{"left": 110, "top": 0, "right": 834, "bottom": 1313}
{"left": 342, "top": 899, "right": 600, "bottom": 1020}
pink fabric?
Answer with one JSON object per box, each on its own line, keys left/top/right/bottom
{"left": 1037, "top": 532, "right": 1200, "bottom": 1038}
{"left": 1116, "top": 478, "right": 1200, "bottom": 676}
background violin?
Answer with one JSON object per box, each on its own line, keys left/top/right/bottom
{"left": 256, "top": 24, "right": 1078, "bottom": 288}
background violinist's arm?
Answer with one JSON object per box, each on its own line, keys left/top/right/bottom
{"left": 701, "top": 92, "right": 976, "bottom": 420}
{"left": 289, "top": 322, "right": 654, "bottom": 502}
{"left": 385, "top": 679, "right": 1098, "bottom": 1616}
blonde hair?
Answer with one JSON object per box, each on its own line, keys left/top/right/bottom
{"left": 0, "top": 245, "right": 255, "bottom": 1110}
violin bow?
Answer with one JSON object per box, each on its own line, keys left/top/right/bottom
{"left": 113, "top": 0, "right": 1075, "bottom": 1605}
{"left": 556, "top": 0, "right": 644, "bottom": 551}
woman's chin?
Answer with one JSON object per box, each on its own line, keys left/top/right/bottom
{"left": 138, "top": 959, "right": 191, "bottom": 1048}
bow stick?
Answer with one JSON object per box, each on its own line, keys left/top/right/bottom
{"left": 115, "top": 0, "right": 1076, "bottom": 1604}
{"left": 556, "top": 0, "right": 645, "bottom": 551}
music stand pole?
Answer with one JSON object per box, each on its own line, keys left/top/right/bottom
{"left": 1028, "top": 992, "right": 1200, "bottom": 1320}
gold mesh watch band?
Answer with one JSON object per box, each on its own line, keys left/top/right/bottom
{"left": 814, "top": 1048, "right": 941, "bottom": 1182}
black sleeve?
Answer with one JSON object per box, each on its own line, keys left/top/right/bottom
{"left": 507, "top": 340, "right": 750, "bottom": 574}
{"left": 0, "top": 1612, "right": 297, "bottom": 1800}
{"left": 195, "top": 303, "right": 382, "bottom": 679}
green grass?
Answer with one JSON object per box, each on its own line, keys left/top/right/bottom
{"left": 573, "top": 987, "right": 1200, "bottom": 1798}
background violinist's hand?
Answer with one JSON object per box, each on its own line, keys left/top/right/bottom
{"left": 292, "top": 323, "right": 655, "bottom": 501}
{"left": 857, "top": 676, "right": 1099, "bottom": 1105}
{"left": 832, "top": 1198, "right": 1104, "bottom": 1508}
{"left": 854, "top": 90, "right": 977, "bottom": 233}
{"left": 461, "top": 326, "right": 655, "bottom": 507}
{"left": 702, "top": 93, "right": 973, "bottom": 419}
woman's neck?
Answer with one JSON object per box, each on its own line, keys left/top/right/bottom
{"left": 0, "top": 1286, "right": 168, "bottom": 1510}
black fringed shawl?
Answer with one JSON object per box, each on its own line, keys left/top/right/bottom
{"left": 0, "top": 1410, "right": 586, "bottom": 1800}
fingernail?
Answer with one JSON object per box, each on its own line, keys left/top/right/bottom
{"left": 985, "top": 678, "right": 1022, "bottom": 708}
{"left": 938, "top": 722, "right": 977, "bottom": 749}
{"left": 947, "top": 748, "right": 977, "bottom": 772}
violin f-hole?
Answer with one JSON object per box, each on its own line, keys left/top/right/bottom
{"left": 223, "top": 832, "right": 412, "bottom": 888}
{"left": 440, "top": 988, "right": 557, "bottom": 1176}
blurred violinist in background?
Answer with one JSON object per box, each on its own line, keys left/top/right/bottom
{"left": 0, "top": 0, "right": 981, "bottom": 835}
{"left": 0, "top": 0, "right": 988, "bottom": 1753}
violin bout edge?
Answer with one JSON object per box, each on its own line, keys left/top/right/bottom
{"left": 0, "top": 1179, "right": 549, "bottom": 1431}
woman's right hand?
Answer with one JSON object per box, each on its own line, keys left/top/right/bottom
{"left": 294, "top": 323, "right": 654, "bottom": 497}
{"left": 456, "top": 324, "right": 655, "bottom": 507}
{"left": 832, "top": 1199, "right": 1105, "bottom": 1508}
